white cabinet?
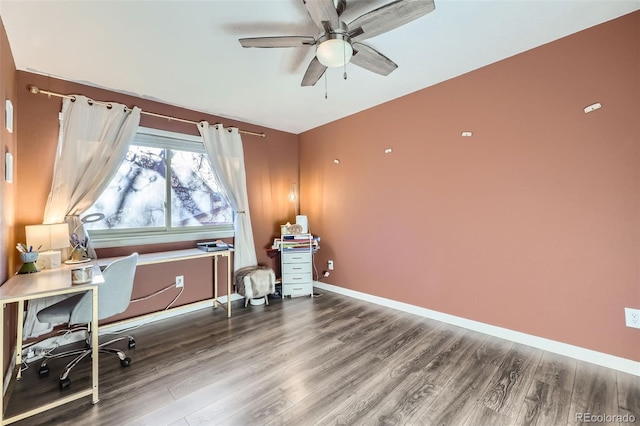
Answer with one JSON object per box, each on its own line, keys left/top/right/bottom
{"left": 281, "top": 234, "right": 313, "bottom": 297}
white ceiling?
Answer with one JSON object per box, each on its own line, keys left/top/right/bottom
{"left": 1, "top": 0, "right": 639, "bottom": 134}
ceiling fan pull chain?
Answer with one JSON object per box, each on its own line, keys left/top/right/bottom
{"left": 325, "top": 72, "right": 328, "bottom": 99}
{"left": 343, "top": 42, "right": 348, "bottom": 80}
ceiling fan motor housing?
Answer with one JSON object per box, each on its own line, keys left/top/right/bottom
{"left": 317, "top": 21, "right": 353, "bottom": 67}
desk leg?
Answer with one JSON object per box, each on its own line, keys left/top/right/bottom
{"left": 213, "top": 256, "right": 218, "bottom": 310}
{"left": 15, "top": 300, "right": 24, "bottom": 380}
{"left": 226, "top": 253, "right": 231, "bottom": 318}
{"left": 91, "top": 287, "right": 99, "bottom": 404}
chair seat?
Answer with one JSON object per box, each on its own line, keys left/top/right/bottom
{"left": 36, "top": 293, "right": 86, "bottom": 324}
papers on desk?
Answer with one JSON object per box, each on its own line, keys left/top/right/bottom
{"left": 196, "top": 241, "right": 233, "bottom": 252}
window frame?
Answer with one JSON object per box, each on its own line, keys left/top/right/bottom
{"left": 88, "top": 126, "right": 234, "bottom": 249}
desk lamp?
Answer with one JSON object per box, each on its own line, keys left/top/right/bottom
{"left": 25, "top": 223, "right": 70, "bottom": 269}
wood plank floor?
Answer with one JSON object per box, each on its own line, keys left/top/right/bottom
{"left": 5, "top": 291, "right": 639, "bottom": 426}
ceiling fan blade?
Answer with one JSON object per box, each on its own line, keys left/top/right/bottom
{"left": 350, "top": 43, "right": 398, "bottom": 76}
{"left": 348, "top": 0, "right": 435, "bottom": 41}
{"left": 301, "top": 56, "right": 327, "bottom": 86}
{"left": 239, "top": 36, "right": 316, "bottom": 48}
{"left": 302, "top": 0, "right": 340, "bottom": 31}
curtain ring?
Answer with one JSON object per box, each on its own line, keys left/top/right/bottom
{"left": 70, "top": 96, "right": 76, "bottom": 102}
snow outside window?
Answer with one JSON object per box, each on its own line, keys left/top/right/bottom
{"left": 83, "top": 127, "right": 234, "bottom": 248}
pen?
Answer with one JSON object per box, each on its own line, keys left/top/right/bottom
{"left": 29, "top": 246, "right": 33, "bottom": 252}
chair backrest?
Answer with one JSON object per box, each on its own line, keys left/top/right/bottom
{"left": 70, "top": 253, "right": 138, "bottom": 324}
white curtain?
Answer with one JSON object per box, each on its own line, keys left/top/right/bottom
{"left": 43, "top": 96, "right": 141, "bottom": 245}
{"left": 24, "top": 95, "right": 140, "bottom": 339}
{"left": 198, "top": 122, "right": 257, "bottom": 271}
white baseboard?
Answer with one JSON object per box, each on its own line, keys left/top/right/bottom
{"left": 100, "top": 293, "right": 244, "bottom": 334}
{"left": 313, "top": 281, "right": 640, "bottom": 376}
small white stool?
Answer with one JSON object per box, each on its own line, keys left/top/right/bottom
{"left": 234, "top": 266, "right": 276, "bottom": 308}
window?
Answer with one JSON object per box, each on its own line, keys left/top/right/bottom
{"left": 84, "top": 127, "right": 233, "bottom": 248}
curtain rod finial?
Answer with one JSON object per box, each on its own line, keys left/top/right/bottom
{"left": 29, "top": 85, "right": 40, "bottom": 94}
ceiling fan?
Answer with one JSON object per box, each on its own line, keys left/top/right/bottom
{"left": 239, "top": 0, "right": 436, "bottom": 86}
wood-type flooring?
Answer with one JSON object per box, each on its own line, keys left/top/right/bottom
{"left": 5, "top": 290, "right": 639, "bottom": 425}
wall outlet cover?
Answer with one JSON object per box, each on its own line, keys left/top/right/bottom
{"left": 624, "top": 308, "right": 640, "bottom": 329}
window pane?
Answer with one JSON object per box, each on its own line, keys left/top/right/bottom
{"left": 170, "top": 150, "right": 232, "bottom": 227}
{"left": 84, "top": 146, "right": 166, "bottom": 230}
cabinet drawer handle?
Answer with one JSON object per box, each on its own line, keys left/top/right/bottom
{"left": 293, "top": 287, "right": 303, "bottom": 291}
{"left": 292, "top": 267, "right": 302, "bottom": 270}
{"left": 292, "top": 277, "right": 302, "bottom": 280}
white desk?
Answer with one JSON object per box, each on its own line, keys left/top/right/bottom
{"left": 0, "top": 264, "right": 103, "bottom": 425}
{"left": 97, "top": 248, "right": 233, "bottom": 318}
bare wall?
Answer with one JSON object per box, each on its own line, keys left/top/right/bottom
{"left": 0, "top": 16, "right": 17, "bottom": 375}
{"left": 299, "top": 12, "right": 640, "bottom": 361}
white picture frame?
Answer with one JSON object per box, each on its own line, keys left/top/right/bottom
{"left": 5, "top": 99, "right": 13, "bottom": 133}
{"left": 5, "top": 152, "right": 13, "bottom": 183}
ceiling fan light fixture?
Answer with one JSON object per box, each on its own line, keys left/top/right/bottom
{"left": 317, "top": 36, "right": 353, "bottom": 67}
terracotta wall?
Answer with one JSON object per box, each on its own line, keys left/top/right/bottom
{"left": 0, "top": 17, "right": 17, "bottom": 374}
{"left": 300, "top": 12, "right": 640, "bottom": 361}
{"left": 15, "top": 71, "right": 299, "bottom": 319}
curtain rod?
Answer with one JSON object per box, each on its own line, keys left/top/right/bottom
{"left": 28, "top": 85, "right": 266, "bottom": 138}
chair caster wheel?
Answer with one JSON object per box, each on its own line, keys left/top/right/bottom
{"left": 128, "top": 338, "right": 136, "bottom": 349}
{"left": 39, "top": 365, "right": 49, "bottom": 377}
{"left": 120, "top": 357, "right": 131, "bottom": 367}
{"left": 59, "top": 378, "right": 71, "bottom": 389}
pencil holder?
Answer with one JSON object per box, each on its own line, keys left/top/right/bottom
{"left": 20, "top": 252, "right": 38, "bottom": 263}
{"left": 18, "top": 252, "right": 40, "bottom": 274}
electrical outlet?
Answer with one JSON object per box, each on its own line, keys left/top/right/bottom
{"left": 176, "top": 275, "right": 184, "bottom": 288}
{"left": 625, "top": 308, "right": 640, "bottom": 329}
{"left": 323, "top": 271, "right": 330, "bottom": 277}
{"left": 328, "top": 260, "right": 334, "bottom": 270}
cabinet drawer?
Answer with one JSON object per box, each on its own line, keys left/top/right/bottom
{"left": 282, "top": 282, "right": 313, "bottom": 297}
{"left": 282, "top": 272, "right": 311, "bottom": 284}
{"left": 282, "top": 262, "right": 312, "bottom": 275}
{"left": 282, "top": 251, "right": 312, "bottom": 264}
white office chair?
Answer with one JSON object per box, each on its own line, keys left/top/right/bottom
{"left": 36, "top": 253, "right": 138, "bottom": 389}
